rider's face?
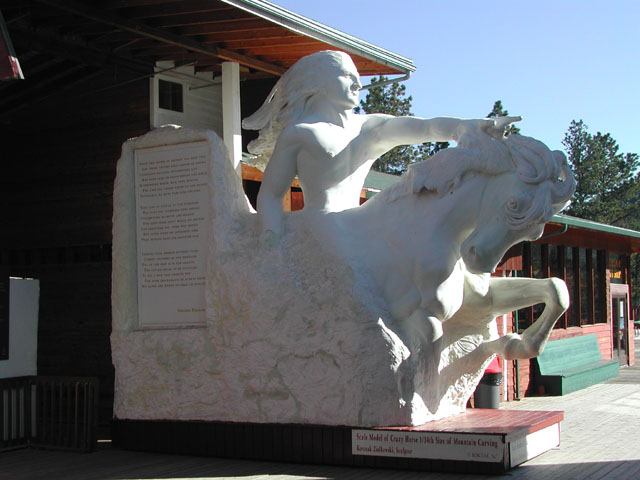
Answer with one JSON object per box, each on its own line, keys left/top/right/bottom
{"left": 323, "top": 61, "right": 362, "bottom": 109}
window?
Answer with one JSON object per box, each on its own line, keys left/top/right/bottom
{"left": 609, "top": 253, "right": 625, "bottom": 284}
{"left": 549, "top": 244, "right": 563, "bottom": 279}
{"left": 158, "top": 79, "right": 183, "bottom": 112}
{"left": 579, "top": 248, "right": 592, "bottom": 325}
{"left": 566, "top": 247, "right": 580, "bottom": 327}
{"left": 515, "top": 243, "right": 532, "bottom": 332}
{"left": 517, "top": 243, "right": 609, "bottom": 330}
{"left": 594, "top": 250, "right": 605, "bottom": 322}
{"left": 531, "top": 243, "right": 543, "bottom": 278}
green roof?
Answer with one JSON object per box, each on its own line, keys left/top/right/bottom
{"left": 363, "top": 170, "right": 401, "bottom": 194}
{"left": 220, "top": 0, "right": 416, "bottom": 74}
{"left": 551, "top": 214, "right": 640, "bottom": 239}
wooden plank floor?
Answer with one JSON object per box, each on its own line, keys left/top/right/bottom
{"left": 4, "top": 439, "right": 640, "bottom": 480}
{"left": 2, "top": 445, "right": 494, "bottom": 480}
{"left": 3, "top": 340, "right": 640, "bottom": 480}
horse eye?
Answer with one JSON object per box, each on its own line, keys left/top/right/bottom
{"left": 507, "top": 198, "right": 518, "bottom": 210}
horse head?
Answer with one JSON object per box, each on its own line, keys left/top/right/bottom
{"left": 460, "top": 135, "right": 575, "bottom": 273}
{"left": 400, "top": 133, "right": 575, "bottom": 275}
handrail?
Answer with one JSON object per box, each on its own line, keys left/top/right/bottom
{"left": 0, "top": 376, "right": 98, "bottom": 452}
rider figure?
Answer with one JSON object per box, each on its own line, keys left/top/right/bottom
{"left": 243, "top": 50, "right": 514, "bottom": 238}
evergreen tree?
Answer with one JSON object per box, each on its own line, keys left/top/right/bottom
{"left": 562, "top": 120, "right": 640, "bottom": 226}
{"left": 562, "top": 119, "right": 640, "bottom": 305}
{"left": 356, "top": 76, "right": 448, "bottom": 174}
{"left": 487, "top": 100, "right": 520, "bottom": 135}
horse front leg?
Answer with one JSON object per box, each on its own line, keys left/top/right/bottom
{"left": 395, "top": 308, "right": 445, "bottom": 402}
{"left": 482, "top": 277, "right": 569, "bottom": 360}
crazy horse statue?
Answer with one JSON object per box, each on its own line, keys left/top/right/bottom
{"left": 111, "top": 51, "right": 575, "bottom": 427}
{"left": 111, "top": 126, "right": 575, "bottom": 427}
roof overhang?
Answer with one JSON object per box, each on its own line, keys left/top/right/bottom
{"left": 0, "top": 0, "right": 415, "bottom": 119}
{"left": 220, "top": 0, "right": 415, "bottom": 75}
{"left": 540, "top": 215, "right": 640, "bottom": 254}
{"left": 1, "top": 0, "right": 414, "bottom": 78}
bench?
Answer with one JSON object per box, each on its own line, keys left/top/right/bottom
{"left": 533, "top": 334, "right": 619, "bottom": 396}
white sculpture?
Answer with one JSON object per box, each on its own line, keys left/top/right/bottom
{"left": 111, "top": 52, "right": 576, "bottom": 427}
{"left": 243, "top": 50, "right": 515, "bottom": 237}
{"left": 306, "top": 133, "right": 574, "bottom": 421}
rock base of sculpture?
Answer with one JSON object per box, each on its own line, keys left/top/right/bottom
{"left": 111, "top": 409, "right": 562, "bottom": 473}
{"left": 111, "top": 126, "right": 501, "bottom": 427}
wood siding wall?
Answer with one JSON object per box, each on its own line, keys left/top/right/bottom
{"left": 3, "top": 74, "right": 149, "bottom": 248}
{"left": 2, "top": 70, "right": 150, "bottom": 431}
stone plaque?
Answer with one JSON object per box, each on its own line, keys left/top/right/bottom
{"left": 134, "top": 142, "right": 209, "bottom": 328}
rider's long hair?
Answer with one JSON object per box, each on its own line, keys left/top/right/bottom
{"left": 242, "top": 51, "right": 358, "bottom": 159}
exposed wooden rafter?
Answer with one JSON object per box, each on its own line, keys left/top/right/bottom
{"left": 33, "top": 0, "right": 287, "bottom": 75}
{"left": 9, "top": 23, "right": 153, "bottom": 74}
{"left": 117, "top": 2, "right": 236, "bottom": 20}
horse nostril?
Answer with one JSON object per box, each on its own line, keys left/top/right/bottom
{"left": 468, "top": 246, "right": 477, "bottom": 258}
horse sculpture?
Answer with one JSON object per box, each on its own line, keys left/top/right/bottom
{"left": 306, "top": 133, "right": 576, "bottom": 422}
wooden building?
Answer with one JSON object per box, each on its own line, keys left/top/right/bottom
{"left": 1, "top": 1, "right": 638, "bottom": 445}
{"left": 0, "top": 0, "right": 414, "bottom": 432}
{"left": 500, "top": 215, "right": 640, "bottom": 401}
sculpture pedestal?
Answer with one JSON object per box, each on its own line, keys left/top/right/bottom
{"left": 354, "top": 409, "right": 562, "bottom": 472}
{"left": 112, "top": 409, "right": 562, "bottom": 474}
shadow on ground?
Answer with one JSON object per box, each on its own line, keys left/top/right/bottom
{"left": 4, "top": 445, "right": 640, "bottom": 480}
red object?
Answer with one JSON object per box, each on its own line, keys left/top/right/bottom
{"left": 1, "top": 10, "right": 24, "bottom": 81}
{"left": 485, "top": 356, "right": 502, "bottom": 374}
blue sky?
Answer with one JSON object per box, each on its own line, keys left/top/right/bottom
{"left": 273, "top": 0, "right": 639, "bottom": 155}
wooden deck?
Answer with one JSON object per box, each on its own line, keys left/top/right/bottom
{"left": 3, "top": 444, "right": 452, "bottom": 480}
{"left": 3, "top": 343, "right": 640, "bottom": 480}
{"left": 110, "top": 409, "right": 562, "bottom": 474}
{"left": 386, "top": 409, "right": 563, "bottom": 436}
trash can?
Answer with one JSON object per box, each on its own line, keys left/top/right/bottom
{"left": 474, "top": 357, "right": 503, "bottom": 409}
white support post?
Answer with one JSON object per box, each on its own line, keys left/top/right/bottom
{"left": 149, "top": 76, "right": 159, "bottom": 129}
{"left": 222, "top": 61, "right": 242, "bottom": 175}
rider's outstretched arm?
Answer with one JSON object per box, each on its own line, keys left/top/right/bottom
{"left": 360, "top": 114, "right": 514, "bottom": 161}
{"left": 360, "top": 115, "right": 463, "bottom": 158}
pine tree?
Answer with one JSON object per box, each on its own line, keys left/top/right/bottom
{"left": 562, "top": 119, "right": 640, "bottom": 305}
{"left": 562, "top": 120, "right": 639, "bottom": 226}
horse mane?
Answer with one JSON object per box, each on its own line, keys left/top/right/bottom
{"left": 379, "top": 134, "right": 575, "bottom": 224}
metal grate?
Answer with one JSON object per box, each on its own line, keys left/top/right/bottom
{"left": 1, "top": 376, "right": 98, "bottom": 452}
